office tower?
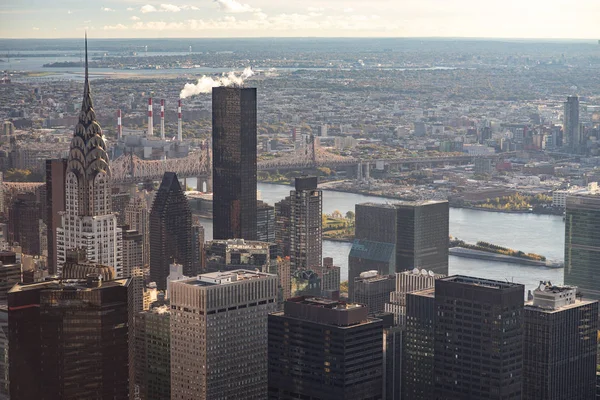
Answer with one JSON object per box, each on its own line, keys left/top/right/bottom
{"left": 125, "top": 194, "right": 150, "bottom": 267}
{"left": 274, "top": 196, "right": 292, "bottom": 256}
{"left": 122, "top": 228, "right": 143, "bottom": 278}
{"left": 355, "top": 202, "right": 397, "bottom": 243}
{"left": 349, "top": 240, "right": 396, "bottom": 301}
{"left": 268, "top": 297, "right": 384, "bottom": 399}
{"left": 288, "top": 176, "right": 322, "bottom": 270}
{"left": 434, "top": 276, "right": 524, "bottom": 399}
{"left": 380, "top": 313, "right": 403, "bottom": 400}
{"left": 150, "top": 172, "right": 192, "bottom": 290}
{"left": 0, "top": 305, "right": 7, "bottom": 399}
{"left": 170, "top": 270, "right": 277, "bottom": 400}
{"left": 134, "top": 305, "right": 170, "bottom": 400}
{"left": 385, "top": 268, "right": 445, "bottom": 326}
{"left": 564, "top": 95, "right": 580, "bottom": 152}
{"left": 56, "top": 40, "right": 122, "bottom": 277}
{"left": 314, "top": 256, "right": 340, "bottom": 295}
{"left": 403, "top": 288, "right": 436, "bottom": 400}
{"left": 45, "top": 158, "right": 67, "bottom": 275}
{"left": 0, "top": 251, "right": 20, "bottom": 301}
{"left": 564, "top": 194, "right": 600, "bottom": 300}
{"left": 204, "top": 238, "right": 271, "bottom": 272}
{"left": 395, "top": 200, "right": 449, "bottom": 274}
{"left": 191, "top": 221, "right": 205, "bottom": 272}
{"left": 268, "top": 256, "right": 291, "bottom": 308}
{"left": 523, "top": 283, "right": 599, "bottom": 400}
{"left": 353, "top": 272, "right": 395, "bottom": 314}
{"left": 8, "top": 192, "right": 41, "bottom": 256}
{"left": 257, "top": 200, "right": 275, "bottom": 243}
{"left": 112, "top": 189, "right": 131, "bottom": 226}
{"left": 212, "top": 87, "right": 257, "bottom": 241}
{"left": 8, "top": 276, "right": 131, "bottom": 399}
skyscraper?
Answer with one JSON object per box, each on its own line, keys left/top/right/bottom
{"left": 395, "top": 200, "right": 449, "bottom": 275}
{"left": 170, "top": 270, "right": 277, "bottom": 399}
{"left": 45, "top": 158, "right": 67, "bottom": 275}
{"left": 257, "top": 200, "right": 275, "bottom": 243}
{"left": 56, "top": 39, "right": 122, "bottom": 277}
{"left": 212, "top": 87, "right": 257, "bottom": 241}
{"left": 8, "top": 276, "right": 131, "bottom": 400}
{"left": 523, "top": 282, "right": 598, "bottom": 400}
{"left": 564, "top": 95, "right": 580, "bottom": 152}
{"left": 8, "top": 192, "right": 41, "bottom": 256}
{"left": 289, "top": 176, "right": 322, "bottom": 270}
{"left": 268, "top": 296, "right": 384, "bottom": 399}
{"left": 433, "top": 276, "right": 524, "bottom": 399}
{"left": 125, "top": 194, "right": 150, "bottom": 267}
{"left": 564, "top": 194, "right": 600, "bottom": 300}
{"left": 274, "top": 196, "right": 291, "bottom": 256}
{"left": 348, "top": 239, "right": 396, "bottom": 302}
{"left": 353, "top": 271, "right": 396, "bottom": 314}
{"left": 0, "top": 251, "right": 21, "bottom": 301}
{"left": 122, "top": 228, "right": 143, "bottom": 278}
{"left": 355, "top": 202, "right": 397, "bottom": 243}
{"left": 150, "top": 172, "right": 192, "bottom": 291}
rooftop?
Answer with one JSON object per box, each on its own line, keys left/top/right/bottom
{"left": 9, "top": 277, "right": 130, "bottom": 293}
{"left": 440, "top": 275, "right": 523, "bottom": 290}
{"left": 184, "top": 269, "right": 274, "bottom": 287}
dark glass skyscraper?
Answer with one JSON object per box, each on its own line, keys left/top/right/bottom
{"left": 564, "top": 194, "right": 600, "bottom": 300}
{"left": 434, "top": 276, "right": 524, "bottom": 399}
{"left": 45, "top": 158, "right": 67, "bottom": 275}
{"left": 564, "top": 95, "right": 580, "bottom": 152}
{"left": 396, "top": 200, "right": 449, "bottom": 275}
{"left": 212, "top": 87, "right": 257, "bottom": 241}
{"left": 150, "top": 172, "right": 192, "bottom": 290}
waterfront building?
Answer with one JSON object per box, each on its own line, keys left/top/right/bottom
{"left": 348, "top": 239, "right": 395, "bottom": 302}
{"left": 134, "top": 305, "right": 170, "bottom": 400}
{"left": 523, "top": 282, "right": 598, "bottom": 400}
{"left": 289, "top": 176, "right": 322, "bottom": 271}
{"left": 353, "top": 271, "right": 395, "bottom": 314}
{"left": 403, "top": 288, "right": 436, "bottom": 400}
{"left": 8, "top": 276, "right": 131, "bottom": 400}
{"left": 434, "top": 276, "right": 524, "bottom": 399}
{"left": 150, "top": 172, "right": 192, "bottom": 290}
{"left": 268, "top": 297, "right": 384, "bottom": 400}
{"left": 395, "top": 200, "right": 449, "bottom": 275}
{"left": 564, "top": 194, "right": 600, "bottom": 300}
{"left": 204, "top": 238, "right": 272, "bottom": 273}
{"left": 56, "top": 42, "right": 122, "bottom": 277}
{"left": 257, "top": 200, "right": 275, "bottom": 243}
{"left": 45, "top": 158, "right": 67, "bottom": 275}
{"left": 170, "top": 270, "right": 277, "bottom": 400}
{"left": 212, "top": 87, "right": 257, "bottom": 241}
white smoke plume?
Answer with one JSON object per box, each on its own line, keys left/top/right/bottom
{"left": 179, "top": 67, "right": 255, "bottom": 99}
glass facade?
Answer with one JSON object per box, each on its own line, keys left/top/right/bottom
{"left": 212, "top": 87, "right": 257, "bottom": 241}
{"left": 564, "top": 195, "right": 600, "bottom": 300}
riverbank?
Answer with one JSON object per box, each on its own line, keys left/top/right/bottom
{"left": 449, "top": 247, "right": 563, "bottom": 268}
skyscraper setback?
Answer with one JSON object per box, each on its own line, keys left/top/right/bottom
{"left": 55, "top": 39, "right": 122, "bottom": 276}
{"left": 212, "top": 87, "right": 257, "bottom": 241}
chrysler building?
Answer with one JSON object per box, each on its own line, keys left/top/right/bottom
{"left": 56, "top": 37, "right": 123, "bottom": 276}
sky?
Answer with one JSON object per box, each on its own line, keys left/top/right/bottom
{"left": 1, "top": 0, "right": 599, "bottom": 39}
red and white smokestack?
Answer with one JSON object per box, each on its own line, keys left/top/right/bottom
{"left": 177, "top": 99, "right": 182, "bottom": 142}
{"left": 160, "top": 99, "right": 165, "bottom": 140}
{"left": 147, "top": 98, "right": 153, "bottom": 138}
{"left": 117, "top": 109, "right": 122, "bottom": 140}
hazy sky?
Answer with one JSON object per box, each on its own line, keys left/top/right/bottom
{"left": 1, "top": 0, "right": 599, "bottom": 39}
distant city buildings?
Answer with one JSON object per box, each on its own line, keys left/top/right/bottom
{"left": 212, "top": 87, "right": 258, "bottom": 241}
{"left": 203, "top": 238, "right": 273, "bottom": 273}
{"left": 170, "top": 270, "right": 277, "bottom": 399}
{"left": 150, "top": 172, "right": 192, "bottom": 290}
{"left": 523, "top": 282, "right": 598, "bottom": 400}
{"left": 268, "top": 297, "right": 383, "bottom": 399}
{"left": 564, "top": 194, "right": 600, "bottom": 300}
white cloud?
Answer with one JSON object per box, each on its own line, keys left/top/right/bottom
{"left": 127, "top": 7, "right": 134, "bottom": 11}
{"left": 254, "top": 11, "right": 267, "bottom": 20}
{"left": 67, "top": 10, "right": 73, "bottom": 14}
{"left": 32, "top": 27, "right": 40, "bottom": 31}
{"left": 181, "top": 5, "right": 200, "bottom": 10}
{"left": 307, "top": 7, "right": 324, "bottom": 12}
{"left": 130, "top": 16, "right": 141, "bottom": 21}
{"left": 104, "top": 24, "right": 128, "bottom": 30}
{"left": 343, "top": 8, "right": 354, "bottom": 13}
{"left": 141, "top": 5, "right": 157, "bottom": 13}
{"left": 160, "top": 4, "right": 181, "bottom": 12}
{"left": 308, "top": 12, "right": 322, "bottom": 17}
{"left": 101, "top": 7, "right": 115, "bottom": 12}
{"left": 214, "top": 0, "right": 258, "bottom": 13}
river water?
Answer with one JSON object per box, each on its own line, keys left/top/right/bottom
{"left": 197, "top": 182, "right": 565, "bottom": 294}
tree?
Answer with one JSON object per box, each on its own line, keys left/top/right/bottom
{"left": 345, "top": 211, "right": 355, "bottom": 220}
{"left": 4, "top": 168, "right": 32, "bottom": 182}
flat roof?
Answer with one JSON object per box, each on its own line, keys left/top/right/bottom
{"left": 9, "top": 278, "right": 130, "bottom": 293}
{"left": 183, "top": 269, "right": 274, "bottom": 287}
{"left": 440, "top": 275, "right": 523, "bottom": 290}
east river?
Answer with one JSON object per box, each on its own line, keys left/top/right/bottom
{"left": 194, "top": 182, "right": 565, "bottom": 294}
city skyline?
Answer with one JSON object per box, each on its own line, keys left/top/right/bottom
{"left": 1, "top": 0, "right": 600, "bottom": 40}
